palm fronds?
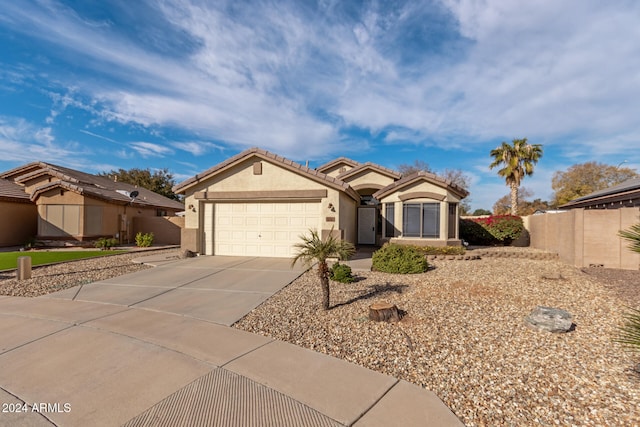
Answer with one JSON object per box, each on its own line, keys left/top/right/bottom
{"left": 614, "top": 307, "right": 640, "bottom": 352}
{"left": 619, "top": 223, "right": 640, "bottom": 254}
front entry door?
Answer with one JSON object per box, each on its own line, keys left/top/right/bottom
{"left": 358, "top": 207, "right": 376, "bottom": 245}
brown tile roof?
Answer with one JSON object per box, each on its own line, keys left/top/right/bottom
{"left": 315, "top": 157, "right": 360, "bottom": 173}
{"left": 0, "top": 179, "right": 32, "bottom": 204}
{"left": 559, "top": 177, "right": 640, "bottom": 209}
{"left": 373, "top": 171, "right": 469, "bottom": 200}
{"left": 2, "top": 162, "right": 184, "bottom": 211}
{"left": 336, "top": 162, "right": 401, "bottom": 181}
{"left": 173, "top": 147, "right": 360, "bottom": 201}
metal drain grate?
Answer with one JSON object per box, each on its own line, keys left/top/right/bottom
{"left": 123, "top": 368, "right": 342, "bottom": 427}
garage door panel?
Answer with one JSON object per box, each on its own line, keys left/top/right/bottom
{"left": 210, "top": 202, "right": 320, "bottom": 257}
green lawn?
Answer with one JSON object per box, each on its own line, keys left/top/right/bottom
{"left": 0, "top": 250, "right": 127, "bottom": 271}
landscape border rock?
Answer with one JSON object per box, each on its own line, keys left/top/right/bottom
{"left": 525, "top": 306, "right": 574, "bottom": 333}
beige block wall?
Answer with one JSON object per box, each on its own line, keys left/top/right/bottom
{"left": 132, "top": 216, "right": 183, "bottom": 245}
{"left": 0, "top": 201, "right": 37, "bottom": 246}
{"left": 527, "top": 208, "right": 640, "bottom": 269}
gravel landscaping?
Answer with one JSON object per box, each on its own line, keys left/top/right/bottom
{"left": 1, "top": 246, "right": 637, "bottom": 426}
{"left": 235, "top": 255, "right": 640, "bottom": 427}
{"left": 0, "top": 248, "right": 178, "bottom": 297}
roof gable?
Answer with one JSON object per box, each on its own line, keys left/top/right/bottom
{"left": 373, "top": 171, "right": 469, "bottom": 200}
{"left": 336, "top": 162, "right": 401, "bottom": 181}
{"left": 315, "top": 157, "right": 360, "bottom": 174}
{"left": 173, "top": 147, "right": 360, "bottom": 201}
{"left": 3, "top": 162, "right": 183, "bottom": 211}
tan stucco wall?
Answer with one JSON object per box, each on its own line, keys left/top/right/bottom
{"left": 340, "top": 169, "right": 396, "bottom": 191}
{"left": 35, "top": 189, "right": 162, "bottom": 242}
{"left": 527, "top": 208, "right": 640, "bottom": 269}
{"left": 378, "top": 180, "right": 461, "bottom": 203}
{"left": 181, "top": 157, "right": 357, "bottom": 253}
{"left": 338, "top": 192, "right": 357, "bottom": 244}
{"left": 320, "top": 162, "right": 356, "bottom": 178}
{"left": 21, "top": 175, "right": 60, "bottom": 195}
{"left": 132, "top": 216, "right": 183, "bottom": 245}
{"left": 0, "top": 201, "right": 37, "bottom": 247}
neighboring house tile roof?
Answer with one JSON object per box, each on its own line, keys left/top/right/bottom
{"left": 315, "top": 157, "right": 360, "bottom": 173}
{"left": 559, "top": 177, "right": 640, "bottom": 209}
{"left": 373, "top": 171, "right": 469, "bottom": 200}
{"left": 0, "top": 178, "right": 32, "bottom": 203}
{"left": 1, "top": 162, "right": 184, "bottom": 211}
{"left": 336, "top": 162, "right": 401, "bottom": 181}
{"left": 173, "top": 147, "right": 361, "bottom": 201}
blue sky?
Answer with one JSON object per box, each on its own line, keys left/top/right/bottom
{"left": 1, "top": 0, "right": 639, "bottom": 210}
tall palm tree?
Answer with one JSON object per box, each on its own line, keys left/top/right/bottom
{"left": 489, "top": 138, "right": 543, "bottom": 215}
{"left": 292, "top": 229, "right": 355, "bottom": 310}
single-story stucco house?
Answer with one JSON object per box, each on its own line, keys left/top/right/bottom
{"left": 559, "top": 177, "right": 640, "bottom": 209}
{"left": 0, "top": 162, "right": 184, "bottom": 246}
{"left": 173, "top": 148, "right": 468, "bottom": 257}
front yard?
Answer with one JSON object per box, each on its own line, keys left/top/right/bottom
{"left": 0, "top": 250, "right": 126, "bottom": 271}
{"left": 235, "top": 256, "right": 640, "bottom": 426}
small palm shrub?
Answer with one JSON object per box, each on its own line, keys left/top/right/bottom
{"left": 329, "top": 262, "right": 355, "bottom": 283}
{"left": 292, "top": 229, "right": 355, "bottom": 310}
{"left": 614, "top": 307, "right": 640, "bottom": 354}
{"left": 372, "top": 243, "right": 429, "bottom": 274}
{"left": 619, "top": 223, "right": 640, "bottom": 253}
{"left": 135, "top": 232, "right": 154, "bottom": 247}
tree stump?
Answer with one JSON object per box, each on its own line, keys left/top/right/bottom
{"left": 369, "top": 302, "right": 400, "bottom": 322}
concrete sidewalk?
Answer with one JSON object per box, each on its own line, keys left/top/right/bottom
{"left": 0, "top": 256, "right": 462, "bottom": 427}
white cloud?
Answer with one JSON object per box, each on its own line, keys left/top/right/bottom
{"left": 0, "top": 116, "right": 89, "bottom": 167}
{"left": 171, "top": 141, "right": 223, "bottom": 156}
{"left": 129, "top": 141, "right": 173, "bottom": 158}
{"left": 2, "top": 0, "right": 640, "bottom": 164}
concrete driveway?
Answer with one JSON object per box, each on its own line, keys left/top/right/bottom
{"left": 44, "top": 255, "right": 306, "bottom": 326}
{"left": 0, "top": 255, "right": 462, "bottom": 426}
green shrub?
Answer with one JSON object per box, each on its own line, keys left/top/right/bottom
{"left": 460, "top": 218, "right": 497, "bottom": 245}
{"left": 329, "top": 262, "right": 355, "bottom": 283}
{"left": 614, "top": 307, "right": 640, "bottom": 354}
{"left": 94, "top": 237, "right": 118, "bottom": 250}
{"left": 135, "top": 232, "right": 154, "bottom": 247}
{"left": 372, "top": 243, "right": 429, "bottom": 274}
{"left": 460, "top": 215, "right": 524, "bottom": 245}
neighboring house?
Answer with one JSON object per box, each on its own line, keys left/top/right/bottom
{"left": 559, "top": 177, "right": 640, "bottom": 209}
{"left": 173, "top": 147, "right": 468, "bottom": 257}
{"left": 0, "top": 162, "right": 184, "bottom": 246}
{"left": 0, "top": 178, "right": 37, "bottom": 246}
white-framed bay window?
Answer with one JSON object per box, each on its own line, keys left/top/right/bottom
{"left": 402, "top": 202, "right": 440, "bottom": 238}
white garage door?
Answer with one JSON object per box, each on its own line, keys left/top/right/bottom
{"left": 204, "top": 202, "right": 320, "bottom": 257}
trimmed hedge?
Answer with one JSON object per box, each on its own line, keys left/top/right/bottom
{"left": 413, "top": 245, "right": 466, "bottom": 255}
{"left": 372, "top": 243, "right": 429, "bottom": 274}
{"left": 460, "top": 215, "right": 524, "bottom": 245}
